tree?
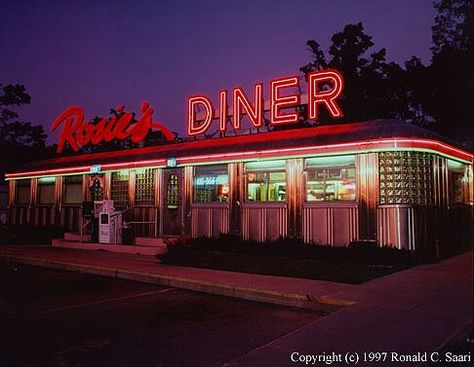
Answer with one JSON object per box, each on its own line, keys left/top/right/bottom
{"left": 427, "top": 0, "right": 473, "bottom": 139}
{"left": 300, "top": 23, "right": 430, "bottom": 125}
{"left": 0, "top": 84, "right": 49, "bottom": 177}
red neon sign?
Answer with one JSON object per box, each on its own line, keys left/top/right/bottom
{"left": 187, "top": 69, "right": 344, "bottom": 136}
{"left": 51, "top": 101, "right": 174, "bottom": 153}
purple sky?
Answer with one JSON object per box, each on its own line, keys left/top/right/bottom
{"left": 0, "top": 0, "right": 436, "bottom": 143}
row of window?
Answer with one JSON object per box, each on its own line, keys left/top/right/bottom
{"left": 14, "top": 155, "right": 470, "bottom": 206}
{"left": 195, "top": 157, "right": 357, "bottom": 203}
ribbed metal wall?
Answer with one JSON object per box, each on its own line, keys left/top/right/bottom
{"left": 191, "top": 204, "right": 230, "bottom": 237}
{"left": 302, "top": 203, "right": 358, "bottom": 245}
{"left": 356, "top": 153, "right": 378, "bottom": 240}
{"left": 241, "top": 203, "right": 288, "bottom": 242}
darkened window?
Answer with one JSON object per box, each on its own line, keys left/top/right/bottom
{"left": 16, "top": 179, "right": 31, "bottom": 205}
{"left": 448, "top": 159, "right": 467, "bottom": 204}
{"left": 379, "top": 151, "right": 434, "bottom": 205}
{"left": 305, "top": 156, "right": 356, "bottom": 201}
{"left": 63, "top": 175, "right": 83, "bottom": 204}
{"left": 38, "top": 177, "right": 55, "bottom": 205}
{"left": 167, "top": 174, "right": 179, "bottom": 209}
{"left": 111, "top": 171, "right": 129, "bottom": 208}
{"left": 194, "top": 164, "right": 229, "bottom": 203}
{"left": 89, "top": 176, "right": 104, "bottom": 201}
{"left": 135, "top": 169, "right": 155, "bottom": 206}
{"left": 245, "top": 160, "right": 286, "bottom": 202}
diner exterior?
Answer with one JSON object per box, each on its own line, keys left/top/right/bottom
{"left": 5, "top": 119, "right": 473, "bottom": 252}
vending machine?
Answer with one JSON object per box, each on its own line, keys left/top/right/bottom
{"left": 96, "top": 200, "right": 123, "bottom": 244}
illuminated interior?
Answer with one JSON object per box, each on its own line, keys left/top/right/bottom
{"left": 305, "top": 155, "right": 356, "bottom": 201}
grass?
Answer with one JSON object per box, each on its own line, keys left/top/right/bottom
{"left": 158, "top": 235, "right": 418, "bottom": 284}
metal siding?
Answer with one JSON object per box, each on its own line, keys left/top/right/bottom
{"left": 191, "top": 204, "right": 230, "bottom": 238}
{"left": 242, "top": 203, "right": 287, "bottom": 242}
{"left": 356, "top": 153, "right": 378, "bottom": 239}
{"left": 302, "top": 203, "right": 358, "bottom": 246}
{"left": 286, "top": 158, "right": 304, "bottom": 238}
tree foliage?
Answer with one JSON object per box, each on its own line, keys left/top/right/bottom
{"left": 300, "top": 23, "right": 429, "bottom": 125}
{"left": 427, "top": 0, "right": 473, "bottom": 138}
{"left": 0, "top": 84, "right": 50, "bottom": 177}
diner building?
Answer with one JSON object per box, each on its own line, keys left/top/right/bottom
{"left": 5, "top": 119, "right": 473, "bottom": 253}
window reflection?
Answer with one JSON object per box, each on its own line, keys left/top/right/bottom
{"left": 194, "top": 164, "right": 229, "bottom": 203}
{"left": 305, "top": 156, "right": 356, "bottom": 201}
{"left": 246, "top": 160, "right": 286, "bottom": 202}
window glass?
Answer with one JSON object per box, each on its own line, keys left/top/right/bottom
{"left": 448, "top": 159, "right": 466, "bottom": 204}
{"left": 89, "top": 176, "right": 104, "bottom": 201}
{"left": 379, "top": 151, "right": 434, "bottom": 205}
{"left": 167, "top": 174, "right": 179, "bottom": 209}
{"left": 305, "top": 155, "right": 356, "bottom": 201}
{"left": 135, "top": 169, "right": 155, "bottom": 206}
{"left": 38, "top": 177, "right": 55, "bottom": 204}
{"left": 246, "top": 160, "right": 286, "bottom": 202}
{"left": 111, "top": 171, "right": 129, "bottom": 208}
{"left": 194, "top": 164, "right": 229, "bottom": 202}
{"left": 16, "top": 179, "right": 31, "bottom": 205}
{"left": 63, "top": 175, "right": 82, "bottom": 204}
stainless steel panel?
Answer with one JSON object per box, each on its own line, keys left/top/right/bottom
{"left": 377, "top": 205, "right": 416, "bottom": 250}
{"left": 191, "top": 204, "right": 230, "bottom": 237}
{"left": 302, "top": 203, "right": 358, "bottom": 246}
{"left": 229, "top": 162, "right": 242, "bottom": 235}
{"left": 60, "top": 206, "right": 81, "bottom": 232}
{"left": 286, "top": 158, "right": 304, "bottom": 238}
{"left": 241, "top": 203, "right": 287, "bottom": 242}
{"left": 183, "top": 166, "right": 193, "bottom": 235}
{"left": 356, "top": 153, "right": 378, "bottom": 239}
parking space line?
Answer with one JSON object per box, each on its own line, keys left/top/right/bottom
{"left": 8, "top": 287, "right": 175, "bottom": 319}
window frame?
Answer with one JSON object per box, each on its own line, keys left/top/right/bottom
{"left": 62, "top": 175, "right": 83, "bottom": 205}
{"left": 193, "top": 164, "right": 229, "bottom": 204}
{"left": 15, "top": 179, "right": 31, "bottom": 206}
{"left": 244, "top": 160, "right": 287, "bottom": 203}
{"left": 304, "top": 155, "right": 357, "bottom": 203}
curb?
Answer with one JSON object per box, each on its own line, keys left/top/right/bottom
{"left": 0, "top": 254, "right": 355, "bottom": 312}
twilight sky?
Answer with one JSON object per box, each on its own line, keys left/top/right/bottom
{"left": 0, "top": 0, "right": 436, "bottom": 143}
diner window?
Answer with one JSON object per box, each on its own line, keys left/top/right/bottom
{"left": 89, "top": 176, "right": 104, "bottom": 201}
{"left": 38, "top": 177, "right": 55, "bottom": 205}
{"left": 246, "top": 160, "right": 286, "bottom": 202}
{"left": 135, "top": 169, "right": 155, "bottom": 206}
{"left": 111, "top": 171, "right": 129, "bottom": 208}
{"left": 194, "top": 164, "right": 229, "bottom": 203}
{"left": 305, "top": 156, "right": 356, "bottom": 201}
{"left": 15, "top": 179, "right": 31, "bottom": 205}
{"left": 448, "top": 159, "right": 467, "bottom": 204}
{"left": 63, "top": 175, "right": 83, "bottom": 204}
{"left": 167, "top": 174, "right": 179, "bottom": 209}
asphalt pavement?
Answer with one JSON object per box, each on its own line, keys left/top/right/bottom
{"left": 0, "top": 262, "right": 325, "bottom": 367}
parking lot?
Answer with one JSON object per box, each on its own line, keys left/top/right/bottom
{"left": 0, "top": 262, "right": 325, "bottom": 367}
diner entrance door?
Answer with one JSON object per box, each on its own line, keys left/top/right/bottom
{"left": 161, "top": 168, "right": 184, "bottom": 236}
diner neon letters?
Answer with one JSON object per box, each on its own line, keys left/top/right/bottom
{"left": 187, "top": 69, "right": 344, "bottom": 136}
{"left": 51, "top": 101, "right": 175, "bottom": 153}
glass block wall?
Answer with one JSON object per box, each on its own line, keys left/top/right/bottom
{"left": 135, "top": 169, "right": 155, "bottom": 206}
{"left": 111, "top": 171, "right": 129, "bottom": 208}
{"left": 378, "top": 151, "right": 434, "bottom": 205}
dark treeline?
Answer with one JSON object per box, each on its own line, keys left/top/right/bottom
{"left": 0, "top": 0, "right": 472, "bottom": 178}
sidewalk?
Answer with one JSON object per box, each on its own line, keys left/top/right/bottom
{"left": 0, "top": 245, "right": 472, "bottom": 366}
{"left": 0, "top": 245, "right": 355, "bottom": 310}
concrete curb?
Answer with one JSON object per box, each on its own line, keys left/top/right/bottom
{"left": 0, "top": 254, "right": 355, "bottom": 312}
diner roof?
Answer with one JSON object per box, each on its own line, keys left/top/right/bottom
{"left": 6, "top": 119, "right": 473, "bottom": 179}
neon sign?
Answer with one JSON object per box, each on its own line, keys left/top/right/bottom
{"left": 187, "top": 69, "right": 344, "bottom": 136}
{"left": 51, "top": 101, "right": 174, "bottom": 153}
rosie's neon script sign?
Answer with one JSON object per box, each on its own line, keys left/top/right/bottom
{"left": 187, "top": 69, "right": 344, "bottom": 136}
{"left": 51, "top": 101, "right": 174, "bottom": 153}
